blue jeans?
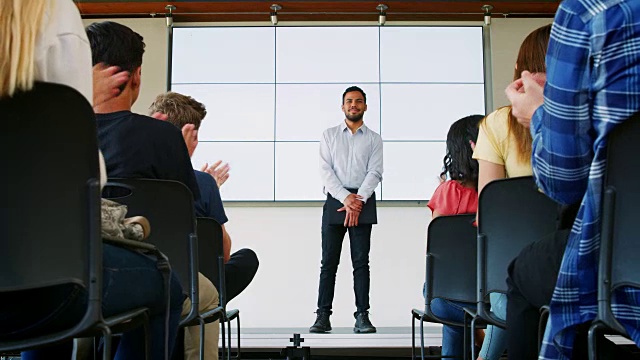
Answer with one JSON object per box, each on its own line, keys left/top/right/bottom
{"left": 478, "top": 293, "right": 507, "bottom": 360}
{"left": 0, "top": 244, "right": 184, "bottom": 359}
{"left": 429, "top": 296, "right": 507, "bottom": 360}
{"left": 317, "top": 206, "right": 372, "bottom": 312}
{"left": 429, "top": 298, "right": 472, "bottom": 359}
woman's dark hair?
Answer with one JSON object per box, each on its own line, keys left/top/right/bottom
{"left": 440, "top": 115, "right": 484, "bottom": 190}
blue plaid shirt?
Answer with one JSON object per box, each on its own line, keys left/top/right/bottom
{"left": 531, "top": 0, "right": 640, "bottom": 358}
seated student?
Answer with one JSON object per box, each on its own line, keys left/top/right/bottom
{"left": 146, "top": 92, "right": 260, "bottom": 359}
{"left": 86, "top": 21, "right": 221, "bottom": 359}
{"left": 148, "top": 92, "right": 259, "bottom": 302}
{"left": 0, "top": 1, "right": 183, "bottom": 359}
{"left": 425, "top": 114, "right": 490, "bottom": 359}
{"left": 505, "top": 0, "right": 640, "bottom": 358}
{"left": 470, "top": 23, "right": 551, "bottom": 360}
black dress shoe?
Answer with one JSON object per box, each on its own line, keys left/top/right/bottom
{"left": 309, "top": 311, "right": 332, "bottom": 333}
{"left": 353, "top": 311, "right": 376, "bottom": 333}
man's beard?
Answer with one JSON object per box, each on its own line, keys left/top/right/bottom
{"left": 345, "top": 112, "right": 364, "bottom": 122}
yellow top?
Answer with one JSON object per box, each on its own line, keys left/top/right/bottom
{"left": 473, "top": 107, "right": 532, "bottom": 178}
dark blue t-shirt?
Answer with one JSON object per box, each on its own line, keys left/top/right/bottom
{"left": 194, "top": 170, "right": 228, "bottom": 225}
{"left": 96, "top": 111, "right": 200, "bottom": 200}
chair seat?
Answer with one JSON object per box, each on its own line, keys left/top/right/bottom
{"left": 412, "top": 308, "right": 426, "bottom": 319}
{"left": 226, "top": 309, "right": 239, "bottom": 321}
{"left": 464, "top": 306, "right": 503, "bottom": 329}
{"left": 105, "top": 307, "right": 150, "bottom": 331}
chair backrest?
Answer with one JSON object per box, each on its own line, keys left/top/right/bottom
{"left": 598, "top": 111, "right": 640, "bottom": 333}
{"left": 0, "top": 82, "right": 100, "bottom": 295}
{"left": 103, "top": 178, "right": 198, "bottom": 321}
{"left": 478, "top": 176, "right": 558, "bottom": 298}
{"left": 425, "top": 214, "right": 477, "bottom": 304}
{"left": 196, "top": 217, "right": 227, "bottom": 306}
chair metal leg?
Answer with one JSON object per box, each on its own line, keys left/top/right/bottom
{"left": 420, "top": 317, "right": 426, "bottom": 360}
{"left": 226, "top": 318, "right": 232, "bottom": 360}
{"left": 220, "top": 317, "right": 227, "bottom": 360}
{"left": 199, "top": 318, "right": 206, "bottom": 360}
{"left": 144, "top": 316, "right": 151, "bottom": 360}
{"left": 463, "top": 313, "right": 469, "bottom": 360}
{"left": 588, "top": 322, "right": 600, "bottom": 360}
{"left": 470, "top": 317, "right": 477, "bottom": 360}
{"left": 235, "top": 314, "right": 241, "bottom": 360}
{"left": 411, "top": 315, "right": 417, "bottom": 360}
{"left": 98, "top": 323, "right": 113, "bottom": 360}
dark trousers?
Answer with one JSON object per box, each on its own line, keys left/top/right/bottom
{"left": 225, "top": 248, "right": 259, "bottom": 303}
{"left": 506, "top": 229, "right": 570, "bottom": 360}
{"left": 317, "top": 208, "right": 372, "bottom": 313}
{"left": 507, "top": 229, "right": 636, "bottom": 360}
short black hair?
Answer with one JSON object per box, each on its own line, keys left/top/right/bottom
{"left": 342, "top": 86, "right": 366, "bottom": 104}
{"left": 85, "top": 21, "right": 145, "bottom": 73}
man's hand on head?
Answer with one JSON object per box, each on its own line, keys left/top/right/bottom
{"left": 181, "top": 124, "right": 198, "bottom": 157}
{"left": 200, "top": 160, "right": 231, "bottom": 188}
{"left": 92, "top": 63, "right": 129, "bottom": 107}
{"left": 505, "top": 71, "right": 545, "bottom": 128}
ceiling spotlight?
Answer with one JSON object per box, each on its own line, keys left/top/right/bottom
{"left": 165, "top": 5, "right": 176, "bottom": 28}
{"left": 270, "top": 4, "right": 282, "bottom": 25}
{"left": 482, "top": 4, "right": 493, "bottom": 26}
{"left": 377, "top": 4, "right": 388, "bottom": 26}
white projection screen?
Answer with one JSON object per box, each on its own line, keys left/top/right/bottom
{"left": 171, "top": 26, "right": 486, "bottom": 201}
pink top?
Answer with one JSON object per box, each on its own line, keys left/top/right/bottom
{"left": 427, "top": 180, "right": 478, "bottom": 216}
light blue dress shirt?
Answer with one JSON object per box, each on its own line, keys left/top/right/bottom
{"left": 319, "top": 121, "right": 383, "bottom": 204}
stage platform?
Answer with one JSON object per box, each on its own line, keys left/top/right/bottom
{"left": 226, "top": 326, "right": 439, "bottom": 349}
{"left": 222, "top": 326, "right": 440, "bottom": 358}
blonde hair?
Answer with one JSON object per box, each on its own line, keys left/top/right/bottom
{"left": 0, "top": 0, "right": 49, "bottom": 97}
{"left": 149, "top": 92, "right": 207, "bottom": 130}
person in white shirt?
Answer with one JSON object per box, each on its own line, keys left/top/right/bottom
{"left": 310, "top": 86, "right": 383, "bottom": 334}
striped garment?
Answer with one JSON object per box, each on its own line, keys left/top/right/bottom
{"left": 530, "top": 0, "right": 640, "bottom": 359}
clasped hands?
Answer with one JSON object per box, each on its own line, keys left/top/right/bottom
{"left": 505, "top": 71, "right": 546, "bottom": 129}
{"left": 338, "top": 193, "right": 364, "bottom": 227}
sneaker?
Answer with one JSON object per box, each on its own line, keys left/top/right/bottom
{"left": 353, "top": 311, "right": 376, "bottom": 333}
{"left": 309, "top": 311, "right": 332, "bottom": 333}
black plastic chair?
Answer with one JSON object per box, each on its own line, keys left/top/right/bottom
{"left": 196, "top": 217, "right": 241, "bottom": 360}
{"left": 103, "top": 179, "right": 200, "bottom": 327}
{"left": 411, "top": 214, "right": 477, "bottom": 360}
{"left": 588, "top": 112, "right": 640, "bottom": 359}
{"left": 0, "top": 82, "right": 149, "bottom": 359}
{"left": 464, "top": 176, "right": 558, "bottom": 358}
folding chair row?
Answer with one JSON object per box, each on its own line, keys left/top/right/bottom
{"left": 195, "top": 217, "right": 241, "bottom": 360}
{"left": 104, "top": 180, "right": 242, "bottom": 360}
{"left": 464, "top": 176, "right": 558, "bottom": 358}
{"left": 0, "top": 83, "right": 154, "bottom": 359}
{"left": 411, "top": 214, "right": 477, "bottom": 360}
{"left": 412, "top": 176, "right": 558, "bottom": 360}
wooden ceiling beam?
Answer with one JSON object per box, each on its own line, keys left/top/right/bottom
{"left": 77, "top": 1, "right": 559, "bottom": 21}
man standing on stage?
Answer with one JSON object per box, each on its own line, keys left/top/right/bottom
{"left": 310, "top": 86, "right": 383, "bottom": 334}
